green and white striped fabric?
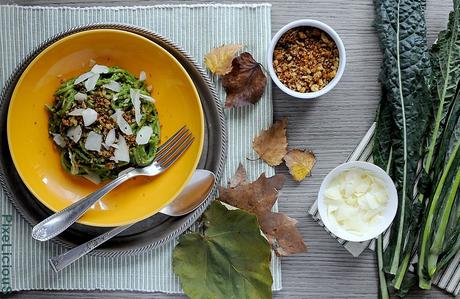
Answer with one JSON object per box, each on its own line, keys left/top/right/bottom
{"left": 0, "top": 4, "right": 281, "bottom": 293}
{"left": 309, "top": 123, "right": 460, "bottom": 295}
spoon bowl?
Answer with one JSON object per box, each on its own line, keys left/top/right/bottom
{"left": 160, "top": 169, "right": 215, "bottom": 216}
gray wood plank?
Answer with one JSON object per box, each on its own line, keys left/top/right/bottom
{"left": 0, "top": 0, "right": 455, "bottom": 298}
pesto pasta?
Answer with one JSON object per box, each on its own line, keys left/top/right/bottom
{"left": 47, "top": 65, "right": 160, "bottom": 182}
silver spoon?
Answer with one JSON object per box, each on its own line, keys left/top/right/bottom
{"left": 48, "top": 169, "right": 215, "bottom": 272}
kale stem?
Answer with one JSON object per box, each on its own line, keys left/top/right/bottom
{"left": 377, "top": 235, "right": 390, "bottom": 299}
{"left": 427, "top": 162, "right": 460, "bottom": 276}
{"left": 418, "top": 141, "right": 460, "bottom": 288}
{"left": 393, "top": 248, "right": 411, "bottom": 289}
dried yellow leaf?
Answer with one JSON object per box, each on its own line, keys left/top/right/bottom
{"left": 284, "top": 149, "right": 316, "bottom": 181}
{"left": 204, "top": 44, "right": 244, "bottom": 75}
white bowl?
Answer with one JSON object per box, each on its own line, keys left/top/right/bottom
{"left": 317, "top": 161, "right": 398, "bottom": 242}
{"left": 267, "top": 19, "right": 346, "bottom": 99}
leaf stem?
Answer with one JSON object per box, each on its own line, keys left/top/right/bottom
{"left": 427, "top": 154, "right": 460, "bottom": 276}
{"left": 390, "top": 0, "right": 407, "bottom": 275}
{"left": 393, "top": 248, "right": 411, "bottom": 289}
{"left": 418, "top": 141, "right": 460, "bottom": 288}
{"left": 377, "top": 235, "right": 390, "bottom": 299}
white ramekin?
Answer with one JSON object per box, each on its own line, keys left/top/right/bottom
{"left": 317, "top": 161, "right": 398, "bottom": 242}
{"left": 267, "top": 19, "right": 346, "bottom": 99}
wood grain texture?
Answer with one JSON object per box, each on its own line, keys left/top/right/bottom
{"left": 0, "top": 0, "right": 454, "bottom": 298}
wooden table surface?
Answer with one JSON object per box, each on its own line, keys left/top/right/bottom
{"left": 0, "top": 0, "right": 455, "bottom": 298}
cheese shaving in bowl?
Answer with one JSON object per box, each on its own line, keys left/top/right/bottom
{"left": 52, "top": 133, "right": 66, "bottom": 147}
{"left": 84, "top": 131, "right": 102, "bottom": 152}
{"left": 139, "top": 71, "right": 146, "bottom": 81}
{"left": 90, "top": 64, "right": 109, "bottom": 74}
{"left": 84, "top": 73, "right": 100, "bottom": 91}
{"left": 74, "top": 92, "right": 87, "bottom": 102}
{"left": 136, "top": 126, "right": 153, "bottom": 145}
{"left": 130, "top": 88, "right": 142, "bottom": 125}
{"left": 110, "top": 135, "right": 130, "bottom": 163}
{"left": 103, "top": 81, "right": 121, "bottom": 92}
{"left": 66, "top": 125, "right": 82, "bottom": 143}
{"left": 81, "top": 108, "right": 98, "bottom": 126}
{"left": 317, "top": 161, "right": 398, "bottom": 242}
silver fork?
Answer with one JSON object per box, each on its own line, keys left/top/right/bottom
{"left": 32, "top": 126, "right": 194, "bottom": 242}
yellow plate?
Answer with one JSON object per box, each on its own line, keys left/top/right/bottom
{"left": 7, "top": 29, "right": 204, "bottom": 227}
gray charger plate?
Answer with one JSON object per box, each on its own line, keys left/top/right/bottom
{"left": 0, "top": 24, "right": 227, "bottom": 257}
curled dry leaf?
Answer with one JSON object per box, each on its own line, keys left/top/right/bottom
{"left": 204, "top": 44, "right": 244, "bottom": 76}
{"left": 218, "top": 164, "right": 307, "bottom": 256}
{"left": 260, "top": 212, "right": 307, "bottom": 256}
{"left": 284, "top": 149, "right": 316, "bottom": 181}
{"left": 252, "top": 118, "right": 288, "bottom": 166}
{"left": 228, "top": 163, "right": 249, "bottom": 188}
{"left": 222, "top": 52, "right": 267, "bottom": 108}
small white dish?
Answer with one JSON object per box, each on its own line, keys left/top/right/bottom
{"left": 317, "top": 161, "right": 398, "bottom": 242}
{"left": 267, "top": 19, "right": 346, "bottom": 99}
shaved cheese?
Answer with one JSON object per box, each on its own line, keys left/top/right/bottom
{"left": 110, "top": 135, "right": 130, "bottom": 163}
{"left": 68, "top": 108, "right": 84, "bottom": 116}
{"left": 103, "top": 81, "right": 121, "bottom": 92}
{"left": 74, "top": 72, "right": 94, "bottom": 85}
{"left": 130, "top": 88, "right": 142, "bottom": 125}
{"left": 324, "top": 168, "right": 388, "bottom": 236}
{"left": 105, "top": 128, "right": 116, "bottom": 147}
{"left": 139, "top": 93, "right": 155, "bottom": 103}
{"left": 82, "top": 108, "right": 98, "bottom": 126}
{"left": 74, "top": 64, "right": 107, "bottom": 90}
{"left": 90, "top": 64, "right": 109, "bottom": 74}
{"left": 68, "top": 108, "right": 97, "bottom": 126}
{"left": 82, "top": 172, "right": 101, "bottom": 185}
{"left": 136, "top": 126, "right": 153, "bottom": 145}
{"left": 74, "top": 92, "right": 87, "bottom": 102}
{"left": 84, "top": 131, "right": 102, "bottom": 152}
{"left": 139, "top": 71, "right": 146, "bottom": 81}
{"left": 66, "top": 125, "right": 82, "bottom": 143}
{"left": 324, "top": 185, "right": 341, "bottom": 200}
{"left": 112, "top": 109, "right": 133, "bottom": 135}
{"left": 52, "top": 133, "right": 66, "bottom": 147}
{"left": 84, "top": 73, "right": 100, "bottom": 91}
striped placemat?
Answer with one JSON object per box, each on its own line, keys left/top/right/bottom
{"left": 308, "top": 123, "right": 460, "bottom": 295}
{"left": 0, "top": 4, "right": 281, "bottom": 293}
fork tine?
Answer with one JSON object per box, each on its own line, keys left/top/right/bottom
{"left": 155, "top": 126, "right": 188, "bottom": 158}
{"left": 155, "top": 130, "right": 192, "bottom": 162}
{"left": 156, "top": 125, "right": 187, "bottom": 153}
{"left": 158, "top": 136, "right": 194, "bottom": 170}
{"left": 156, "top": 132, "right": 193, "bottom": 164}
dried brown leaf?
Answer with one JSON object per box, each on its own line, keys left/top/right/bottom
{"left": 283, "top": 149, "right": 316, "bottom": 181}
{"left": 204, "top": 44, "right": 244, "bottom": 76}
{"left": 219, "top": 164, "right": 307, "bottom": 256}
{"left": 228, "top": 163, "right": 249, "bottom": 188}
{"left": 252, "top": 118, "right": 288, "bottom": 166}
{"left": 219, "top": 172, "right": 285, "bottom": 218}
{"left": 260, "top": 212, "right": 307, "bottom": 256}
{"left": 222, "top": 52, "right": 267, "bottom": 108}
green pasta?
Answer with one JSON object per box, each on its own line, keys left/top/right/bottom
{"left": 47, "top": 66, "right": 160, "bottom": 182}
